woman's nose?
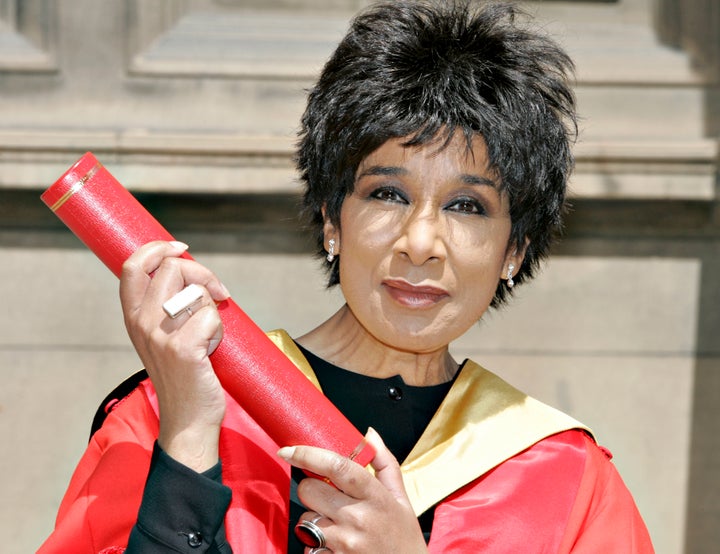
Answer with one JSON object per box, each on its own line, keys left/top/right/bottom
{"left": 395, "top": 208, "right": 446, "bottom": 266}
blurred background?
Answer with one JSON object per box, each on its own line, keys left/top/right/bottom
{"left": 0, "top": 0, "right": 718, "bottom": 552}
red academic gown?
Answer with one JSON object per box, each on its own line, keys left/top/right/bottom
{"left": 39, "top": 330, "right": 654, "bottom": 553}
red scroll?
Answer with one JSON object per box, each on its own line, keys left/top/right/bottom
{"left": 41, "top": 152, "right": 374, "bottom": 468}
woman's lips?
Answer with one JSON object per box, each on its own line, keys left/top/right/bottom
{"left": 382, "top": 279, "right": 449, "bottom": 308}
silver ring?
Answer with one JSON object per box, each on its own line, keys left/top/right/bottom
{"left": 294, "top": 518, "right": 326, "bottom": 549}
{"left": 309, "top": 548, "right": 331, "bottom": 554}
{"left": 162, "top": 284, "right": 203, "bottom": 319}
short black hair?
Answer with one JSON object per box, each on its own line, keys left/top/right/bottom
{"left": 297, "top": 0, "right": 577, "bottom": 306}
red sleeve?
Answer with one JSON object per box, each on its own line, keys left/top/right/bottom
{"left": 558, "top": 435, "right": 655, "bottom": 553}
{"left": 37, "top": 385, "right": 159, "bottom": 554}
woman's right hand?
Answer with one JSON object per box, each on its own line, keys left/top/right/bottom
{"left": 119, "top": 241, "right": 231, "bottom": 472}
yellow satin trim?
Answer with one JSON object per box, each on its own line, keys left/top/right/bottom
{"left": 265, "top": 330, "right": 591, "bottom": 516}
{"left": 399, "top": 360, "right": 591, "bottom": 515}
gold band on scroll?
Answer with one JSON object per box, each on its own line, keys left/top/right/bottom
{"left": 50, "top": 162, "right": 102, "bottom": 212}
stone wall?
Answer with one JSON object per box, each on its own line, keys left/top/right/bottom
{"left": 0, "top": 1, "right": 718, "bottom": 552}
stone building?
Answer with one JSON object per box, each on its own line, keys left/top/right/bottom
{"left": 0, "top": 0, "right": 717, "bottom": 552}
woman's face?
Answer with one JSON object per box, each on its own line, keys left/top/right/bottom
{"left": 325, "top": 133, "right": 522, "bottom": 354}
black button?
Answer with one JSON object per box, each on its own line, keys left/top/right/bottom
{"left": 388, "top": 386, "right": 403, "bottom": 401}
{"left": 184, "top": 531, "right": 203, "bottom": 548}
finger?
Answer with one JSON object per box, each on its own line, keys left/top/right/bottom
{"left": 366, "top": 427, "right": 413, "bottom": 509}
{"left": 120, "top": 240, "right": 189, "bottom": 313}
{"left": 206, "top": 310, "right": 224, "bottom": 356}
{"left": 149, "top": 256, "right": 231, "bottom": 306}
{"left": 121, "top": 241, "right": 231, "bottom": 313}
{"left": 295, "top": 512, "right": 335, "bottom": 550}
{"left": 129, "top": 282, "right": 221, "bottom": 367}
{"left": 298, "top": 511, "right": 329, "bottom": 525}
{"left": 278, "top": 445, "right": 373, "bottom": 499}
{"left": 162, "top": 302, "right": 224, "bottom": 361}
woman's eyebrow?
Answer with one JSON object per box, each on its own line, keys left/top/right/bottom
{"left": 356, "top": 165, "right": 408, "bottom": 179}
{"left": 357, "top": 166, "right": 498, "bottom": 189}
{"left": 460, "top": 174, "right": 498, "bottom": 188}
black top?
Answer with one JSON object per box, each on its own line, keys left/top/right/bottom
{"left": 124, "top": 345, "right": 458, "bottom": 553}
{"left": 288, "top": 345, "right": 456, "bottom": 552}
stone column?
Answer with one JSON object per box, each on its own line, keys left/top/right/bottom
{"left": 655, "top": 0, "right": 720, "bottom": 79}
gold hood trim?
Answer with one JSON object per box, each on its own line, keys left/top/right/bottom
{"left": 265, "top": 330, "right": 590, "bottom": 516}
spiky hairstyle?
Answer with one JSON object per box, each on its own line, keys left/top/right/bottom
{"left": 297, "top": 0, "right": 577, "bottom": 306}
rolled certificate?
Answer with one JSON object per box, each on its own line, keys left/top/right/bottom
{"left": 41, "top": 152, "right": 375, "bottom": 468}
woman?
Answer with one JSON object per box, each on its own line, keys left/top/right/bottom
{"left": 40, "top": 1, "right": 654, "bottom": 552}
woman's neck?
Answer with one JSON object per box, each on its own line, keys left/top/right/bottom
{"left": 295, "top": 304, "right": 458, "bottom": 387}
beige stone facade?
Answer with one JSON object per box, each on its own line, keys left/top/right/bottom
{"left": 0, "top": 1, "right": 718, "bottom": 552}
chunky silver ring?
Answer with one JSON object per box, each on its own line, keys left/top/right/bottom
{"left": 309, "top": 548, "right": 331, "bottom": 554}
{"left": 162, "top": 284, "right": 203, "bottom": 319}
{"left": 294, "top": 518, "right": 326, "bottom": 549}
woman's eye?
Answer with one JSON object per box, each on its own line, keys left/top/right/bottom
{"left": 447, "top": 198, "right": 484, "bottom": 215}
{"left": 370, "top": 187, "right": 406, "bottom": 203}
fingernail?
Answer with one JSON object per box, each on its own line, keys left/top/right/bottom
{"left": 220, "top": 282, "right": 232, "bottom": 298}
{"left": 169, "top": 241, "right": 189, "bottom": 251}
{"left": 277, "top": 446, "right": 295, "bottom": 460}
{"left": 364, "top": 426, "right": 384, "bottom": 448}
{"left": 207, "top": 338, "right": 221, "bottom": 356}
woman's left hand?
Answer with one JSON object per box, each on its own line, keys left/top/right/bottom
{"left": 279, "top": 428, "right": 429, "bottom": 554}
